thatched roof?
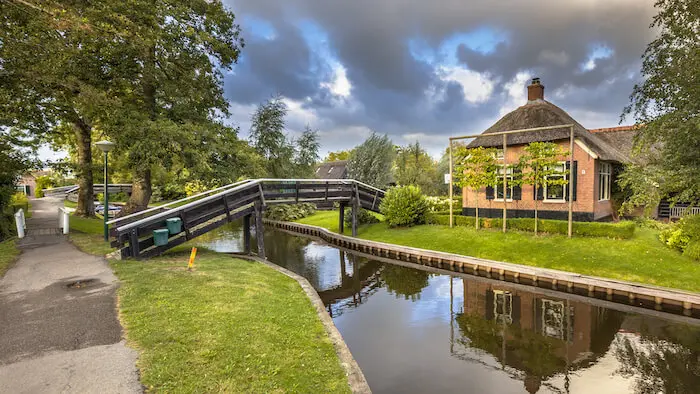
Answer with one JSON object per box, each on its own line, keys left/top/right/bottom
{"left": 590, "top": 126, "right": 639, "bottom": 159}
{"left": 315, "top": 160, "right": 348, "bottom": 179}
{"left": 467, "top": 100, "right": 630, "bottom": 162}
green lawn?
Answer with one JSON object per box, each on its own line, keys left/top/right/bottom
{"left": 68, "top": 215, "right": 114, "bottom": 256}
{"left": 0, "top": 238, "right": 19, "bottom": 277}
{"left": 63, "top": 199, "right": 77, "bottom": 209}
{"left": 112, "top": 250, "right": 350, "bottom": 393}
{"left": 297, "top": 211, "right": 700, "bottom": 293}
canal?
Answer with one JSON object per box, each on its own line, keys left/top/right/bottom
{"left": 198, "top": 223, "right": 700, "bottom": 394}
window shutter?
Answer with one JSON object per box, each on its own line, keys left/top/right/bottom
{"left": 513, "top": 169, "right": 522, "bottom": 200}
{"left": 485, "top": 186, "right": 495, "bottom": 200}
{"left": 565, "top": 161, "right": 578, "bottom": 201}
{"left": 485, "top": 290, "right": 495, "bottom": 320}
{"left": 534, "top": 185, "right": 544, "bottom": 200}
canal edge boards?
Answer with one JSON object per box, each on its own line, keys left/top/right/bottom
{"left": 234, "top": 254, "right": 372, "bottom": 394}
{"left": 263, "top": 219, "right": 700, "bottom": 319}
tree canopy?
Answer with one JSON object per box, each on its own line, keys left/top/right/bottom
{"left": 347, "top": 132, "right": 395, "bottom": 188}
{"left": 621, "top": 0, "right": 700, "bottom": 208}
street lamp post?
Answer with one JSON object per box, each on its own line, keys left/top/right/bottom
{"left": 95, "top": 140, "right": 116, "bottom": 242}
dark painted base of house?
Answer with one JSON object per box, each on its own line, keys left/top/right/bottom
{"left": 462, "top": 208, "right": 595, "bottom": 222}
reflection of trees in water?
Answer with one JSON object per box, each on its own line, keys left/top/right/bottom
{"left": 381, "top": 264, "right": 430, "bottom": 301}
{"left": 614, "top": 323, "right": 700, "bottom": 394}
{"left": 262, "top": 230, "right": 322, "bottom": 287}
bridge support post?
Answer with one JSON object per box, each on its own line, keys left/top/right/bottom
{"left": 338, "top": 202, "right": 346, "bottom": 234}
{"left": 254, "top": 200, "right": 266, "bottom": 259}
{"left": 351, "top": 198, "right": 358, "bottom": 237}
{"left": 243, "top": 214, "right": 251, "bottom": 255}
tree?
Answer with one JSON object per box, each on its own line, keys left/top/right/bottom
{"left": 393, "top": 142, "right": 440, "bottom": 195}
{"left": 621, "top": 0, "right": 700, "bottom": 208}
{"left": 249, "top": 96, "right": 295, "bottom": 178}
{"left": 518, "top": 142, "right": 569, "bottom": 235}
{"left": 347, "top": 132, "right": 394, "bottom": 187}
{"left": 325, "top": 150, "right": 351, "bottom": 162}
{"left": 0, "top": 130, "right": 35, "bottom": 239}
{"left": 294, "top": 125, "right": 320, "bottom": 178}
{"left": 0, "top": 1, "right": 128, "bottom": 216}
{"left": 452, "top": 147, "right": 499, "bottom": 229}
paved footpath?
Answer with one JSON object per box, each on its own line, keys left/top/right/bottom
{"left": 0, "top": 198, "right": 141, "bottom": 393}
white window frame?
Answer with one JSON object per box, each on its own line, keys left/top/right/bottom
{"left": 494, "top": 290, "right": 513, "bottom": 325}
{"left": 543, "top": 162, "right": 567, "bottom": 203}
{"left": 494, "top": 167, "right": 514, "bottom": 202}
{"left": 598, "top": 162, "right": 611, "bottom": 201}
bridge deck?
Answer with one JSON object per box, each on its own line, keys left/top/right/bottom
{"left": 109, "top": 179, "right": 385, "bottom": 259}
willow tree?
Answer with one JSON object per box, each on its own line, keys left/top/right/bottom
{"left": 518, "top": 142, "right": 569, "bottom": 235}
{"left": 453, "top": 146, "right": 498, "bottom": 229}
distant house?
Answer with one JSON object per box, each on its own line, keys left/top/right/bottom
{"left": 462, "top": 78, "right": 636, "bottom": 222}
{"left": 315, "top": 160, "right": 348, "bottom": 179}
{"left": 16, "top": 170, "right": 52, "bottom": 197}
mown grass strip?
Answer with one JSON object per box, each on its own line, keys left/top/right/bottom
{"left": 112, "top": 250, "right": 351, "bottom": 393}
{"left": 297, "top": 210, "right": 700, "bottom": 293}
{"left": 0, "top": 238, "right": 20, "bottom": 277}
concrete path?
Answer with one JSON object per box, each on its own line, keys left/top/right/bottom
{"left": 0, "top": 198, "right": 141, "bottom": 393}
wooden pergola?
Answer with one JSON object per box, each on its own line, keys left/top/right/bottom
{"left": 448, "top": 124, "right": 576, "bottom": 237}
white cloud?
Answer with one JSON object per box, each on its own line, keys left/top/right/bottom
{"left": 321, "top": 63, "right": 352, "bottom": 98}
{"left": 499, "top": 71, "right": 532, "bottom": 115}
{"left": 438, "top": 66, "right": 495, "bottom": 104}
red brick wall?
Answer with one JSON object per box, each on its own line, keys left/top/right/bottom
{"left": 460, "top": 140, "right": 614, "bottom": 219}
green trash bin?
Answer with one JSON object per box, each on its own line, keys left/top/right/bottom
{"left": 153, "top": 229, "right": 170, "bottom": 246}
{"left": 166, "top": 218, "right": 182, "bottom": 234}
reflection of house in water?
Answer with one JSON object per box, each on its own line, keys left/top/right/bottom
{"left": 458, "top": 280, "right": 624, "bottom": 393}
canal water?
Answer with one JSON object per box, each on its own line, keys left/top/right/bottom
{"left": 198, "top": 223, "right": 700, "bottom": 394}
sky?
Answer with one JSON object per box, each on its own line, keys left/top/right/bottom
{"left": 39, "top": 0, "right": 659, "bottom": 161}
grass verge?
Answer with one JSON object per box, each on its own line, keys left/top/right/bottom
{"left": 0, "top": 238, "right": 20, "bottom": 277}
{"left": 297, "top": 211, "right": 700, "bottom": 293}
{"left": 112, "top": 250, "right": 350, "bottom": 393}
{"left": 68, "top": 215, "right": 114, "bottom": 256}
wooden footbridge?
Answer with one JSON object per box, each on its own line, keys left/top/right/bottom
{"left": 108, "top": 179, "right": 385, "bottom": 259}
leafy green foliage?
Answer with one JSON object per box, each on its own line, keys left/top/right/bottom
{"left": 622, "top": 0, "right": 700, "bottom": 207}
{"left": 659, "top": 214, "right": 700, "bottom": 259}
{"left": 325, "top": 150, "right": 351, "bottom": 162}
{"left": 393, "top": 142, "right": 440, "bottom": 195}
{"left": 264, "top": 203, "right": 317, "bottom": 221}
{"left": 452, "top": 146, "right": 498, "bottom": 228}
{"left": 425, "top": 196, "right": 461, "bottom": 213}
{"left": 294, "top": 126, "right": 321, "bottom": 178}
{"left": 379, "top": 185, "right": 429, "bottom": 227}
{"left": 347, "top": 133, "right": 394, "bottom": 188}
{"left": 426, "top": 214, "right": 636, "bottom": 239}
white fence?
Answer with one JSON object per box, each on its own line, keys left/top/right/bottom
{"left": 670, "top": 206, "right": 700, "bottom": 219}
{"left": 58, "top": 207, "right": 70, "bottom": 235}
{"left": 14, "top": 209, "right": 25, "bottom": 238}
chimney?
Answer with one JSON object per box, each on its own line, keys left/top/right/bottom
{"left": 527, "top": 77, "right": 544, "bottom": 102}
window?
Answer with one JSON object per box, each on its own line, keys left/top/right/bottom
{"left": 495, "top": 168, "right": 513, "bottom": 201}
{"left": 598, "top": 162, "right": 611, "bottom": 201}
{"left": 543, "top": 162, "right": 566, "bottom": 202}
{"left": 541, "top": 299, "right": 574, "bottom": 342}
{"left": 493, "top": 290, "right": 513, "bottom": 325}
{"left": 494, "top": 149, "right": 504, "bottom": 160}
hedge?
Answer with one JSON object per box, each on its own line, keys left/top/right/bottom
{"left": 426, "top": 214, "right": 636, "bottom": 239}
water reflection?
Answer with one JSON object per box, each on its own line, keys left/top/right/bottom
{"left": 198, "top": 223, "right": 700, "bottom": 394}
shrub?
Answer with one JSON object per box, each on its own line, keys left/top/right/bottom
{"left": 264, "top": 203, "right": 316, "bottom": 221}
{"left": 344, "top": 207, "right": 380, "bottom": 226}
{"left": 425, "top": 196, "right": 460, "bottom": 213}
{"left": 426, "top": 214, "right": 636, "bottom": 239}
{"left": 660, "top": 214, "right": 700, "bottom": 259}
{"left": 379, "top": 185, "right": 429, "bottom": 227}
{"left": 9, "top": 193, "right": 29, "bottom": 213}
{"left": 35, "top": 188, "right": 45, "bottom": 198}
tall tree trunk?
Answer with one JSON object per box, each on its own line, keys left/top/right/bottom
{"left": 475, "top": 190, "right": 480, "bottom": 230}
{"left": 534, "top": 195, "right": 539, "bottom": 235}
{"left": 121, "top": 167, "right": 151, "bottom": 214}
{"left": 73, "top": 119, "right": 95, "bottom": 217}
{"left": 122, "top": 45, "right": 156, "bottom": 215}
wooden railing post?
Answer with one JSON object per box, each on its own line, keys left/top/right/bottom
{"left": 254, "top": 200, "right": 266, "bottom": 259}
{"left": 243, "top": 213, "right": 251, "bottom": 255}
{"left": 338, "top": 202, "right": 346, "bottom": 234}
{"left": 352, "top": 196, "right": 358, "bottom": 237}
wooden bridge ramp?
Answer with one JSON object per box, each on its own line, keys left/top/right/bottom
{"left": 109, "top": 179, "right": 385, "bottom": 259}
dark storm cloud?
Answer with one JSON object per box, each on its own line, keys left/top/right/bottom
{"left": 224, "top": 0, "right": 657, "bottom": 155}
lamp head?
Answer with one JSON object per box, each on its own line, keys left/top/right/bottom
{"left": 95, "top": 140, "right": 116, "bottom": 153}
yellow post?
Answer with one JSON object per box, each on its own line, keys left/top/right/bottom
{"left": 187, "top": 247, "right": 198, "bottom": 270}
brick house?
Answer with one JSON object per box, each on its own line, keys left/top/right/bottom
{"left": 461, "top": 78, "right": 635, "bottom": 221}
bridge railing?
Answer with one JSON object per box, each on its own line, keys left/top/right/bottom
{"left": 111, "top": 179, "right": 385, "bottom": 259}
